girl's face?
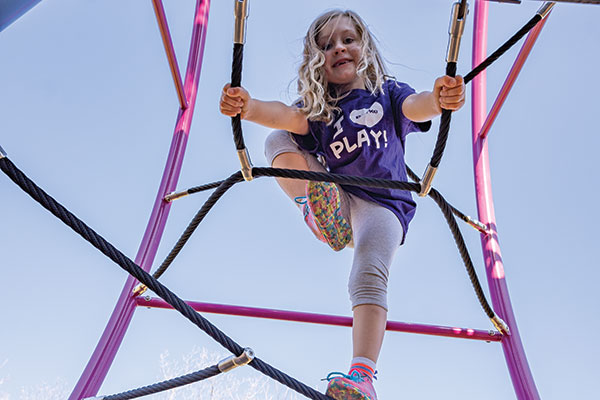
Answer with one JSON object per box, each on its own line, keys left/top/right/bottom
{"left": 317, "top": 16, "right": 365, "bottom": 91}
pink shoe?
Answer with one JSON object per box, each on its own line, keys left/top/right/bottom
{"left": 298, "top": 181, "right": 352, "bottom": 251}
{"left": 295, "top": 196, "right": 328, "bottom": 244}
{"left": 325, "top": 371, "right": 377, "bottom": 400}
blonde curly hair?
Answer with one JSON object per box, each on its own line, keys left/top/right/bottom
{"left": 297, "top": 10, "right": 388, "bottom": 124}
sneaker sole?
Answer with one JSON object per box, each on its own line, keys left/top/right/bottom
{"left": 307, "top": 181, "right": 352, "bottom": 251}
{"left": 326, "top": 379, "right": 376, "bottom": 400}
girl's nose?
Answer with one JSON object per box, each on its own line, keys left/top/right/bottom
{"left": 334, "top": 44, "right": 346, "bottom": 55}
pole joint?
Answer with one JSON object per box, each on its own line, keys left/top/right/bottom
{"left": 218, "top": 348, "right": 255, "bottom": 372}
{"left": 446, "top": 1, "right": 469, "bottom": 63}
{"left": 465, "top": 216, "right": 490, "bottom": 235}
{"left": 491, "top": 314, "right": 511, "bottom": 336}
{"left": 164, "top": 190, "right": 190, "bottom": 202}
{"left": 132, "top": 284, "right": 148, "bottom": 297}
{"left": 233, "top": 0, "right": 249, "bottom": 44}
{"left": 0, "top": 145, "right": 6, "bottom": 159}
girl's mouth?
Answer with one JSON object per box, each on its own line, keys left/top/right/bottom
{"left": 333, "top": 59, "right": 352, "bottom": 68}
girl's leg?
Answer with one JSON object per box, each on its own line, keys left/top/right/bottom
{"left": 271, "top": 151, "right": 310, "bottom": 201}
{"left": 347, "top": 196, "right": 403, "bottom": 364}
{"left": 352, "top": 304, "right": 387, "bottom": 363}
{"left": 264, "top": 130, "right": 327, "bottom": 201}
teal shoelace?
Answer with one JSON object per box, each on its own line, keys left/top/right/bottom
{"left": 323, "top": 370, "right": 377, "bottom": 383}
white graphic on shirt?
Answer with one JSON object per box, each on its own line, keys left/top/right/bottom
{"left": 349, "top": 102, "right": 383, "bottom": 128}
{"left": 332, "top": 116, "right": 344, "bottom": 139}
{"left": 327, "top": 102, "right": 389, "bottom": 160}
{"left": 330, "top": 129, "right": 388, "bottom": 159}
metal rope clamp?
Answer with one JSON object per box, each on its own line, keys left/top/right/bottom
{"left": 419, "top": 2, "right": 468, "bottom": 198}
{"left": 491, "top": 314, "right": 511, "bottom": 336}
{"left": 164, "top": 190, "right": 190, "bottom": 202}
{"left": 234, "top": 0, "right": 249, "bottom": 45}
{"left": 446, "top": 1, "right": 469, "bottom": 64}
{"left": 218, "top": 347, "right": 255, "bottom": 372}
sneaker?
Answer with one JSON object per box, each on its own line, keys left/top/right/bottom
{"left": 305, "top": 181, "right": 352, "bottom": 251}
{"left": 325, "top": 371, "right": 377, "bottom": 400}
{"left": 295, "top": 195, "right": 327, "bottom": 244}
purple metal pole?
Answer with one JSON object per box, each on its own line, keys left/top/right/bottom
{"left": 69, "top": 1, "right": 211, "bottom": 399}
{"left": 471, "top": 1, "right": 540, "bottom": 398}
{"left": 136, "top": 297, "right": 503, "bottom": 342}
{"left": 479, "top": 13, "right": 550, "bottom": 139}
{"left": 151, "top": 0, "right": 189, "bottom": 110}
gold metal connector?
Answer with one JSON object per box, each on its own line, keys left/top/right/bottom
{"left": 446, "top": 2, "right": 469, "bottom": 63}
{"left": 132, "top": 283, "right": 148, "bottom": 297}
{"left": 491, "top": 315, "right": 511, "bottom": 336}
{"left": 164, "top": 190, "right": 190, "bottom": 202}
{"left": 465, "top": 216, "right": 489, "bottom": 235}
{"left": 237, "top": 148, "right": 253, "bottom": 181}
{"left": 418, "top": 164, "right": 437, "bottom": 197}
{"left": 537, "top": 2, "right": 555, "bottom": 19}
{"left": 233, "top": 0, "right": 249, "bottom": 44}
{"left": 218, "top": 348, "right": 255, "bottom": 373}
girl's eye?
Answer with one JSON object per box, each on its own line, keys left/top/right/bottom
{"left": 344, "top": 37, "right": 354, "bottom": 44}
{"left": 323, "top": 43, "right": 332, "bottom": 51}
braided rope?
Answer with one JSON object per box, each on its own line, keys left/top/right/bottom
{"left": 188, "top": 179, "right": 226, "bottom": 194}
{"left": 0, "top": 157, "right": 332, "bottom": 400}
{"left": 464, "top": 13, "right": 543, "bottom": 84}
{"left": 102, "top": 365, "right": 221, "bottom": 400}
{"left": 231, "top": 43, "right": 245, "bottom": 151}
{"left": 152, "top": 172, "right": 243, "bottom": 280}
{"left": 430, "top": 62, "right": 457, "bottom": 169}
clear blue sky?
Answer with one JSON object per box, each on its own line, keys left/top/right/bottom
{"left": 1, "top": 1, "right": 599, "bottom": 399}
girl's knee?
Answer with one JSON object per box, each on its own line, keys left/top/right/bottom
{"left": 264, "top": 130, "right": 297, "bottom": 165}
{"left": 348, "top": 264, "right": 389, "bottom": 310}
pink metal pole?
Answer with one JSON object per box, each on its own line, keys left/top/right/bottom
{"left": 136, "top": 297, "right": 503, "bottom": 342}
{"left": 479, "top": 13, "right": 550, "bottom": 139}
{"left": 471, "top": 1, "right": 540, "bottom": 398}
{"left": 151, "top": 0, "right": 189, "bottom": 110}
{"left": 69, "top": 1, "right": 211, "bottom": 398}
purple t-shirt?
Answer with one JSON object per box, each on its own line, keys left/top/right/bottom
{"left": 292, "top": 79, "right": 431, "bottom": 242}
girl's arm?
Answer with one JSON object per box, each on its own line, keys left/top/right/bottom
{"left": 402, "top": 75, "right": 465, "bottom": 122}
{"left": 220, "top": 84, "right": 309, "bottom": 135}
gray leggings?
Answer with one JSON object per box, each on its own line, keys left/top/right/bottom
{"left": 264, "top": 130, "right": 404, "bottom": 310}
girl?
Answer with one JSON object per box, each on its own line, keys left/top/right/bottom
{"left": 220, "top": 9, "right": 465, "bottom": 400}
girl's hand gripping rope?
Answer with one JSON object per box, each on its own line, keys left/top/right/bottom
{"left": 220, "top": 83, "right": 252, "bottom": 119}
{"left": 434, "top": 75, "right": 465, "bottom": 112}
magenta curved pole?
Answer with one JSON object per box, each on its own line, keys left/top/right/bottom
{"left": 69, "top": 1, "right": 211, "bottom": 398}
{"left": 471, "top": 1, "right": 540, "bottom": 398}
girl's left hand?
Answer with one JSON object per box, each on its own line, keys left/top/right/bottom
{"left": 434, "top": 75, "right": 465, "bottom": 112}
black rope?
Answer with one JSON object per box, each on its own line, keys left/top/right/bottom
{"left": 430, "top": 62, "right": 458, "bottom": 169}
{"left": 152, "top": 173, "right": 243, "bottom": 280}
{"left": 406, "top": 166, "right": 485, "bottom": 232}
{"left": 231, "top": 43, "right": 246, "bottom": 151}
{"left": 102, "top": 365, "right": 221, "bottom": 400}
{"left": 464, "top": 13, "right": 543, "bottom": 84}
{"left": 428, "top": 187, "right": 494, "bottom": 318}
{"left": 0, "top": 157, "right": 333, "bottom": 400}
{"left": 187, "top": 179, "right": 226, "bottom": 195}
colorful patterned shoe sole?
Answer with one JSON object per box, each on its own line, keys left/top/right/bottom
{"left": 326, "top": 378, "right": 376, "bottom": 400}
{"left": 306, "top": 181, "right": 352, "bottom": 251}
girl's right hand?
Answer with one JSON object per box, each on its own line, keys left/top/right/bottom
{"left": 220, "top": 84, "right": 251, "bottom": 119}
